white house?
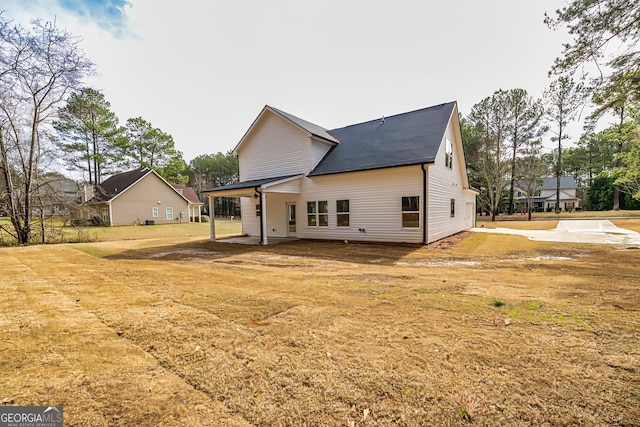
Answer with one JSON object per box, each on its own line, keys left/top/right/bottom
{"left": 203, "top": 102, "right": 478, "bottom": 244}
{"left": 514, "top": 176, "right": 580, "bottom": 213}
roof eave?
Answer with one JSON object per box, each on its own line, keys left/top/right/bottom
{"left": 308, "top": 160, "right": 436, "bottom": 177}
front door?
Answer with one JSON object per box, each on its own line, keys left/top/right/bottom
{"left": 287, "top": 203, "right": 296, "bottom": 236}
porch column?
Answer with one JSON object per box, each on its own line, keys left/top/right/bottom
{"left": 208, "top": 195, "right": 216, "bottom": 242}
{"left": 261, "top": 191, "right": 268, "bottom": 245}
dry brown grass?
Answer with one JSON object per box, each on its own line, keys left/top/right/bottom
{"left": 1, "top": 232, "right": 639, "bottom": 426}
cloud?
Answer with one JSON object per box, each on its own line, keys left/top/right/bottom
{"left": 59, "top": 0, "right": 131, "bottom": 36}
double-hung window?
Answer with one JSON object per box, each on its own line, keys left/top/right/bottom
{"left": 307, "top": 201, "right": 328, "bottom": 226}
{"left": 336, "top": 200, "right": 350, "bottom": 227}
{"left": 445, "top": 138, "right": 453, "bottom": 169}
{"left": 166, "top": 207, "right": 174, "bottom": 220}
{"left": 152, "top": 207, "right": 159, "bottom": 218}
{"left": 402, "top": 196, "right": 420, "bottom": 228}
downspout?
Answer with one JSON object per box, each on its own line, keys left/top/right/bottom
{"left": 255, "top": 186, "right": 264, "bottom": 244}
{"left": 421, "top": 164, "right": 427, "bottom": 245}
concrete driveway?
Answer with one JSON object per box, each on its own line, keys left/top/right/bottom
{"left": 472, "top": 220, "right": 640, "bottom": 245}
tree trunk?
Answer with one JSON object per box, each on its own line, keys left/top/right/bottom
{"left": 508, "top": 148, "right": 516, "bottom": 215}
{"left": 556, "top": 126, "right": 562, "bottom": 214}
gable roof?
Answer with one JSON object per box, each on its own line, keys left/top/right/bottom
{"left": 89, "top": 167, "right": 190, "bottom": 203}
{"left": 89, "top": 167, "right": 153, "bottom": 202}
{"left": 516, "top": 176, "right": 578, "bottom": 193}
{"left": 234, "top": 105, "right": 338, "bottom": 154}
{"left": 308, "top": 102, "right": 457, "bottom": 176}
{"left": 173, "top": 185, "right": 203, "bottom": 205}
{"left": 541, "top": 176, "right": 577, "bottom": 191}
{"left": 269, "top": 107, "right": 338, "bottom": 144}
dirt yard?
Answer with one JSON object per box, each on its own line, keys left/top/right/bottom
{"left": 1, "top": 231, "right": 638, "bottom": 426}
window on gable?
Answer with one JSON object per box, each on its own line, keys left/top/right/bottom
{"left": 402, "top": 196, "right": 420, "bottom": 228}
{"left": 445, "top": 138, "right": 453, "bottom": 169}
{"left": 336, "top": 199, "right": 350, "bottom": 227}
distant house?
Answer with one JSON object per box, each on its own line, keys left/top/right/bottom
{"left": 514, "top": 176, "right": 580, "bottom": 213}
{"left": 83, "top": 167, "right": 191, "bottom": 226}
{"left": 172, "top": 184, "right": 204, "bottom": 222}
{"left": 203, "top": 102, "right": 478, "bottom": 244}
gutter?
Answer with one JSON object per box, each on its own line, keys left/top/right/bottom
{"left": 421, "top": 164, "right": 427, "bottom": 245}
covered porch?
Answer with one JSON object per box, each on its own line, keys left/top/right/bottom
{"left": 202, "top": 175, "right": 304, "bottom": 245}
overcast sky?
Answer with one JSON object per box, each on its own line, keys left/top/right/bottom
{"left": 3, "top": 0, "right": 574, "bottom": 162}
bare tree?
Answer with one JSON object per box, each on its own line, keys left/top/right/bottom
{"left": 517, "top": 138, "right": 546, "bottom": 220}
{"left": 544, "top": 77, "right": 584, "bottom": 214}
{"left": 468, "top": 91, "right": 512, "bottom": 221}
{"left": 505, "top": 89, "right": 545, "bottom": 214}
{"left": 0, "top": 15, "right": 93, "bottom": 244}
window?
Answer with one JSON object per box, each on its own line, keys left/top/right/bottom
{"left": 450, "top": 198, "right": 455, "bottom": 217}
{"left": 336, "top": 200, "right": 350, "bottom": 227}
{"left": 307, "top": 201, "right": 328, "bottom": 227}
{"left": 445, "top": 138, "right": 453, "bottom": 169}
{"left": 166, "top": 207, "right": 174, "bottom": 220}
{"left": 101, "top": 207, "right": 109, "bottom": 222}
{"left": 152, "top": 207, "right": 159, "bottom": 218}
{"left": 318, "top": 201, "right": 328, "bottom": 226}
{"left": 256, "top": 204, "right": 261, "bottom": 217}
{"left": 402, "top": 196, "right": 420, "bottom": 228}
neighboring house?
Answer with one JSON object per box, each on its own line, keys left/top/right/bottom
{"left": 203, "top": 102, "right": 478, "bottom": 244}
{"left": 84, "top": 167, "right": 190, "bottom": 226}
{"left": 172, "top": 184, "right": 204, "bottom": 222}
{"left": 514, "top": 176, "right": 580, "bottom": 213}
{"left": 37, "top": 174, "right": 80, "bottom": 216}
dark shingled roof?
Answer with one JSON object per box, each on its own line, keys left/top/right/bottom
{"left": 90, "top": 167, "right": 152, "bottom": 202}
{"left": 203, "top": 175, "right": 298, "bottom": 193}
{"left": 173, "top": 185, "right": 203, "bottom": 204}
{"left": 541, "top": 176, "right": 577, "bottom": 191}
{"left": 308, "top": 102, "right": 456, "bottom": 176}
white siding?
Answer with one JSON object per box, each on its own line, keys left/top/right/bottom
{"left": 240, "top": 193, "right": 297, "bottom": 238}
{"left": 266, "top": 178, "right": 301, "bottom": 194}
{"left": 240, "top": 197, "right": 260, "bottom": 237}
{"left": 310, "top": 139, "right": 332, "bottom": 169}
{"left": 427, "top": 121, "right": 471, "bottom": 243}
{"left": 264, "top": 193, "right": 294, "bottom": 238}
{"left": 297, "top": 167, "right": 424, "bottom": 243}
{"left": 237, "top": 112, "right": 311, "bottom": 181}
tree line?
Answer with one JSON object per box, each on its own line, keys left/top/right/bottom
{"left": 0, "top": 14, "right": 239, "bottom": 244}
{"left": 463, "top": 0, "right": 640, "bottom": 220}
{"left": 3, "top": 1, "right": 640, "bottom": 243}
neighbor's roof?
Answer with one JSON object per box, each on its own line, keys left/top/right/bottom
{"left": 516, "top": 176, "right": 578, "bottom": 192}
{"left": 173, "top": 185, "right": 203, "bottom": 205}
{"left": 541, "top": 176, "right": 577, "bottom": 191}
{"left": 308, "top": 102, "right": 457, "bottom": 176}
{"left": 89, "top": 167, "right": 153, "bottom": 202}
